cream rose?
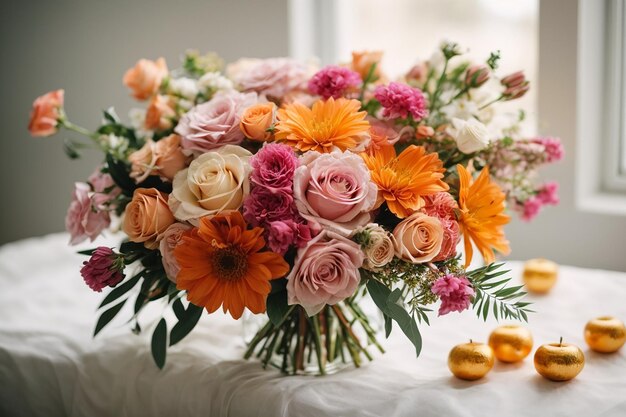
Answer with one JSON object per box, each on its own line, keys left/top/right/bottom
{"left": 393, "top": 212, "right": 443, "bottom": 263}
{"left": 451, "top": 117, "right": 490, "bottom": 154}
{"left": 123, "top": 188, "right": 175, "bottom": 249}
{"left": 169, "top": 144, "right": 251, "bottom": 221}
{"left": 356, "top": 223, "right": 395, "bottom": 271}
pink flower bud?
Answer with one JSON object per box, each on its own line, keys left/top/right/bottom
{"left": 504, "top": 82, "right": 530, "bottom": 100}
{"left": 501, "top": 71, "right": 526, "bottom": 88}
{"left": 465, "top": 65, "right": 490, "bottom": 88}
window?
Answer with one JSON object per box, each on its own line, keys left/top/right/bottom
{"left": 289, "top": 0, "right": 539, "bottom": 135}
{"left": 577, "top": 0, "right": 626, "bottom": 214}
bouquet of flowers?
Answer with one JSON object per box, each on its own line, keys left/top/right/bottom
{"left": 29, "top": 42, "right": 562, "bottom": 375}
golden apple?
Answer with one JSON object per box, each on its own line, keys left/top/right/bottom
{"left": 448, "top": 341, "right": 495, "bottom": 380}
{"left": 523, "top": 258, "right": 558, "bottom": 294}
{"left": 584, "top": 316, "right": 626, "bottom": 353}
{"left": 534, "top": 338, "right": 584, "bottom": 381}
{"left": 488, "top": 325, "right": 533, "bottom": 363}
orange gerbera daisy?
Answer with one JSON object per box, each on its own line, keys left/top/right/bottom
{"left": 275, "top": 97, "right": 370, "bottom": 153}
{"left": 361, "top": 145, "right": 449, "bottom": 218}
{"left": 456, "top": 164, "right": 511, "bottom": 268}
{"left": 174, "top": 211, "right": 289, "bottom": 319}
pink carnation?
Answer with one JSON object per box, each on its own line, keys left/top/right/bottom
{"left": 374, "top": 82, "right": 428, "bottom": 120}
{"left": 266, "top": 218, "right": 319, "bottom": 255}
{"left": 521, "top": 196, "right": 543, "bottom": 222}
{"left": 537, "top": 182, "right": 559, "bottom": 205}
{"left": 532, "top": 136, "right": 564, "bottom": 163}
{"left": 431, "top": 274, "right": 475, "bottom": 316}
{"left": 422, "top": 192, "right": 460, "bottom": 261}
{"left": 66, "top": 182, "right": 111, "bottom": 245}
{"left": 250, "top": 143, "right": 299, "bottom": 191}
{"left": 308, "top": 65, "right": 362, "bottom": 99}
{"left": 243, "top": 187, "right": 296, "bottom": 226}
{"left": 80, "top": 247, "right": 124, "bottom": 292}
{"left": 422, "top": 192, "right": 458, "bottom": 221}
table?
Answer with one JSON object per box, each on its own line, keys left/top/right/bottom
{"left": 1, "top": 233, "right": 625, "bottom": 417}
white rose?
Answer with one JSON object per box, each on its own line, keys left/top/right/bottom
{"left": 451, "top": 117, "right": 490, "bottom": 154}
{"left": 169, "top": 144, "right": 251, "bottom": 222}
{"left": 356, "top": 224, "right": 395, "bottom": 271}
{"left": 168, "top": 77, "right": 199, "bottom": 100}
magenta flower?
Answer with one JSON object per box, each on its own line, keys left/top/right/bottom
{"left": 266, "top": 218, "right": 320, "bottom": 255}
{"left": 243, "top": 187, "right": 296, "bottom": 226}
{"left": 521, "top": 197, "right": 543, "bottom": 222}
{"left": 250, "top": 143, "right": 299, "bottom": 191}
{"left": 374, "top": 82, "right": 428, "bottom": 120}
{"left": 431, "top": 274, "right": 475, "bottom": 316}
{"left": 537, "top": 182, "right": 559, "bottom": 205}
{"left": 308, "top": 65, "right": 362, "bottom": 99}
{"left": 532, "top": 136, "right": 564, "bottom": 163}
{"left": 80, "top": 247, "right": 125, "bottom": 292}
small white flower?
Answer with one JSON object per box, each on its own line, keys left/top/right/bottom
{"left": 451, "top": 117, "right": 490, "bottom": 154}
{"left": 98, "top": 134, "right": 129, "bottom": 159}
{"left": 168, "top": 77, "right": 199, "bottom": 100}
{"left": 440, "top": 96, "right": 479, "bottom": 120}
{"left": 128, "top": 108, "right": 153, "bottom": 139}
{"left": 198, "top": 71, "right": 234, "bottom": 94}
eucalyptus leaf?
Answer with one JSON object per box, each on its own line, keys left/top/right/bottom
{"left": 94, "top": 299, "right": 126, "bottom": 336}
{"left": 151, "top": 318, "right": 168, "bottom": 369}
{"left": 169, "top": 304, "right": 203, "bottom": 346}
{"left": 98, "top": 273, "right": 141, "bottom": 309}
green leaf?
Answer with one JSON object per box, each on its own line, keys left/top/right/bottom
{"left": 151, "top": 318, "right": 168, "bottom": 369}
{"left": 169, "top": 304, "right": 203, "bottom": 346}
{"left": 98, "top": 273, "right": 141, "bottom": 309}
{"left": 103, "top": 107, "right": 120, "bottom": 124}
{"left": 266, "top": 289, "right": 290, "bottom": 327}
{"left": 386, "top": 299, "right": 422, "bottom": 357}
{"left": 366, "top": 279, "right": 422, "bottom": 356}
{"left": 384, "top": 314, "right": 393, "bottom": 337}
{"left": 94, "top": 299, "right": 126, "bottom": 336}
{"left": 172, "top": 298, "right": 185, "bottom": 320}
{"left": 77, "top": 248, "right": 96, "bottom": 256}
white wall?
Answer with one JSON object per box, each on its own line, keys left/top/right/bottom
{"left": 503, "top": 0, "right": 626, "bottom": 271}
{"left": 0, "top": 0, "right": 289, "bottom": 245}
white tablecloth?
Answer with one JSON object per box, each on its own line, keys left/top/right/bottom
{"left": 1, "top": 233, "right": 625, "bottom": 417}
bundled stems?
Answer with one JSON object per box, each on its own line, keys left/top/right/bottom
{"left": 244, "top": 298, "right": 384, "bottom": 375}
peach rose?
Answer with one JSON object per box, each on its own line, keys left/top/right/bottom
{"left": 351, "top": 51, "right": 383, "bottom": 80}
{"left": 123, "top": 57, "right": 168, "bottom": 100}
{"left": 169, "top": 144, "right": 251, "bottom": 221}
{"left": 240, "top": 102, "right": 276, "bottom": 141}
{"left": 145, "top": 95, "right": 176, "bottom": 130}
{"left": 393, "top": 212, "right": 443, "bottom": 263}
{"left": 28, "top": 89, "right": 64, "bottom": 137}
{"left": 356, "top": 223, "right": 395, "bottom": 271}
{"left": 159, "top": 222, "right": 192, "bottom": 282}
{"left": 123, "top": 188, "right": 175, "bottom": 249}
{"left": 128, "top": 134, "right": 187, "bottom": 183}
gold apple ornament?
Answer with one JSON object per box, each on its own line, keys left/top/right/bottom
{"left": 584, "top": 316, "right": 626, "bottom": 353}
{"left": 534, "top": 337, "right": 585, "bottom": 381}
{"left": 488, "top": 325, "right": 533, "bottom": 363}
{"left": 448, "top": 340, "right": 495, "bottom": 380}
{"left": 523, "top": 258, "right": 558, "bottom": 294}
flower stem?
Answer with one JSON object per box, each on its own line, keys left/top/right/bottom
{"left": 478, "top": 95, "right": 504, "bottom": 110}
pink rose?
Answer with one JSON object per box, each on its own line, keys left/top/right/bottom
{"left": 66, "top": 182, "right": 111, "bottom": 245}
{"left": 293, "top": 151, "right": 377, "bottom": 235}
{"left": 243, "top": 187, "right": 296, "bottom": 226}
{"left": 287, "top": 230, "right": 364, "bottom": 315}
{"left": 393, "top": 212, "right": 444, "bottom": 263}
{"left": 159, "top": 222, "right": 192, "bottom": 282}
{"left": 28, "top": 89, "right": 64, "bottom": 137}
{"left": 227, "top": 57, "right": 308, "bottom": 99}
{"left": 88, "top": 167, "right": 121, "bottom": 211}
{"left": 175, "top": 91, "right": 257, "bottom": 154}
